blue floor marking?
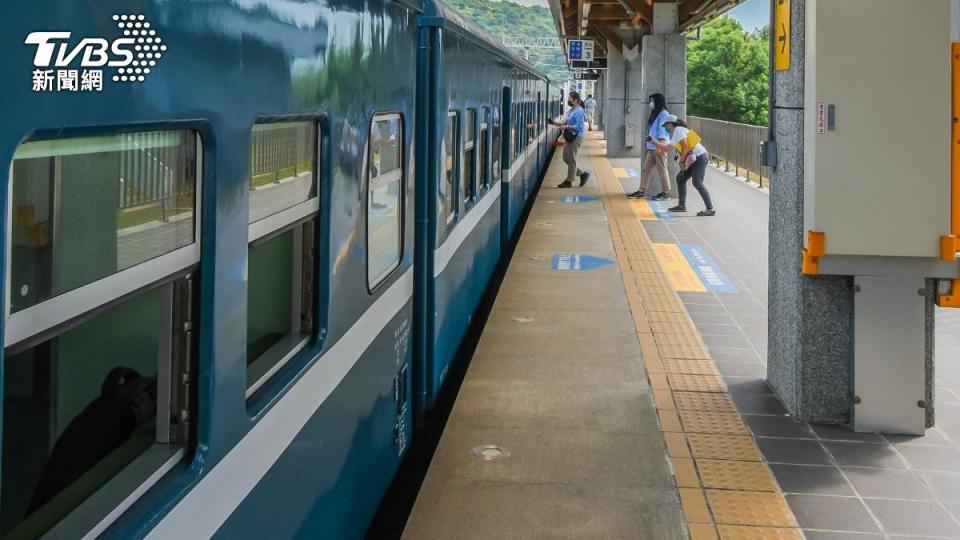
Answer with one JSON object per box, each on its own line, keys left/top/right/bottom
{"left": 551, "top": 253, "right": 614, "bottom": 271}
{"left": 561, "top": 195, "right": 600, "bottom": 203}
{"left": 679, "top": 245, "right": 738, "bottom": 293}
{"left": 648, "top": 200, "right": 676, "bottom": 220}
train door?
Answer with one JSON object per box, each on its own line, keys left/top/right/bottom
{"left": 499, "top": 84, "right": 515, "bottom": 246}
{"left": 536, "top": 91, "right": 543, "bottom": 170}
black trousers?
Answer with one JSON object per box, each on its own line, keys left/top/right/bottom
{"left": 676, "top": 154, "right": 713, "bottom": 210}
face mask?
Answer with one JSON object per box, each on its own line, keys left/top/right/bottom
{"left": 649, "top": 101, "right": 655, "bottom": 110}
{"left": 567, "top": 99, "right": 573, "bottom": 107}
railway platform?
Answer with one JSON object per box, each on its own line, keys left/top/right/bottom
{"left": 401, "top": 133, "right": 960, "bottom": 539}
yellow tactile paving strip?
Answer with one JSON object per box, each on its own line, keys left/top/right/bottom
{"left": 586, "top": 136, "right": 801, "bottom": 539}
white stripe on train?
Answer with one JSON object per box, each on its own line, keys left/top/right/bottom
{"left": 433, "top": 181, "right": 501, "bottom": 278}
{"left": 146, "top": 268, "right": 415, "bottom": 539}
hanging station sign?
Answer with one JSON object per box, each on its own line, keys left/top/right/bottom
{"left": 566, "top": 39, "right": 594, "bottom": 62}
{"left": 571, "top": 58, "right": 607, "bottom": 70}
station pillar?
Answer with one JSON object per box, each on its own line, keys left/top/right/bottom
{"left": 767, "top": 0, "right": 944, "bottom": 431}
{"left": 767, "top": 0, "right": 853, "bottom": 426}
{"left": 603, "top": 3, "right": 685, "bottom": 159}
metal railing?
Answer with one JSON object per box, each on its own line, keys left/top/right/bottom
{"left": 686, "top": 116, "right": 770, "bottom": 188}
{"left": 119, "top": 131, "right": 194, "bottom": 216}
{"left": 250, "top": 122, "right": 315, "bottom": 187}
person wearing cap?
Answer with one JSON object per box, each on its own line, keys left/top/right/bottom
{"left": 555, "top": 91, "right": 590, "bottom": 188}
{"left": 649, "top": 115, "right": 715, "bottom": 216}
{"left": 627, "top": 93, "right": 671, "bottom": 200}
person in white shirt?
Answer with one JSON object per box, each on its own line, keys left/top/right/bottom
{"left": 583, "top": 94, "right": 597, "bottom": 131}
{"left": 649, "top": 114, "right": 715, "bottom": 216}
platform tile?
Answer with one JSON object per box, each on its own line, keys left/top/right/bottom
{"left": 679, "top": 409, "right": 750, "bottom": 435}
{"left": 686, "top": 434, "right": 762, "bottom": 462}
{"left": 696, "top": 459, "right": 777, "bottom": 492}
{"left": 706, "top": 490, "right": 797, "bottom": 528}
{"left": 673, "top": 391, "right": 737, "bottom": 413}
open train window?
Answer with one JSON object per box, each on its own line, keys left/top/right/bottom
{"left": 367, "top": 114, "right": 404, "bottom": 289}
{"left": 464, "top": 109, "right": 476, "bottom": 205}
{"left": 479, "top": 108, "right": 489, "bottom": 190}
{"left": 246, "top": 119, "right": 318, "bottom": 398}
{"left": 442, "top": 111, "right": 458, "bottom": 225}
{"left": 3, "top": 129, "right": 200, "bottom": 538}
{"left": 492, "top": 107, "right": 502, "bottom": 185}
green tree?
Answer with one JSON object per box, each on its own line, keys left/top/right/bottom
{"left": 687, "top": 17, "right": 769, "bottom": 126}
{"left": 443, "top": 0, "right": 571, "bottom": 83}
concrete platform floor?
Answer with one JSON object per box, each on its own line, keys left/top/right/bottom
{"left": 401, "top": 133, "right": 960, "bottom": 540}
{"left": 402, "top": 140, "right": 687, "bottom": 540}
{"left": 611, "top": 150, "right": 960, "bottom": 538}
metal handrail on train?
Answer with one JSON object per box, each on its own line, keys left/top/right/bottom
{"left": 686, "top": 116, "right": 771, "bottom": 188}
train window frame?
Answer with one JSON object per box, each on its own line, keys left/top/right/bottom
{"left": 463, "top": 108, "right": 477, "bottom": 207}
{"left": 5, "top": 132, "right": 203, "bottom": 348}
{"left": 366, "top": 112, "right": 405, "bottom": 291}
{"left": 247, "top": 118, "right": 320, "bottom": 242}
{"left": 3, "top": 128, "right": 202, "bottom": 538}
{"left": 442, "top": 110, "right": 458, "bottom": 226}
{"left": 245, "top": 118, "right": 320, "bottom": 399}
{"left": 479, "top": 107, "right": 489, "bottom": 191}
{"left": 492, "top": 107, "right": 502, "bottom": 185}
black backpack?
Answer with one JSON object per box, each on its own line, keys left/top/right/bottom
{"left": 29, "top": 367, "right": 157, "bottom": 513}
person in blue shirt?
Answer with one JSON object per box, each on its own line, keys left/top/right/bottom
{"left": 556, "top": 91, "right": 590, "bottom": 188}
{"left": 627, "top": 93, "right": 671, "bottom": 200}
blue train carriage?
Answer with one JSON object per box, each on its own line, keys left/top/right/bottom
{"left": 500, "top": 69, "right": 556, "bottom": 245}
{"left": 545, "top": 82, "right": 564, "bottom": 167}
{"left": 0, "top": 0, "right": 419, "bottom": 538}
{"left": 413, "top": 1, "right": 553, "bottom": 410}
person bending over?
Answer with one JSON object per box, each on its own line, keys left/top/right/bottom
{"left": 649, "top": 115, "right": 715, "bottom": 216}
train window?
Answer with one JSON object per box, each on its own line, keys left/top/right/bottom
{"left": 248, "top": 121, "right": 318, "bottom": 227}
{"left": 442, "top": 111, "right": 457, "bottom": 225}
{"left": 3, "top": 130, "right": 200, "bottom": 538}
{"left": 479, "top": 108, "right": 489, "bottom": 190}
{"left": 527, "top": 102, "right": 532, "bottom": 141}
{"left": 492, "top": 107, "right": 502, "bottom": 184}
{"left": 464, "top": 109, "right": 476, "bottom": 204}
{"left": 246, "top": 119, "right": 319, "bottom": 397}
{"left": 367, "top": 114, "right": 404, "bottom": 288}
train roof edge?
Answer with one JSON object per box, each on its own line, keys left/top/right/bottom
{"left": 420, "top": 0, "right": 549, "bottom": 82}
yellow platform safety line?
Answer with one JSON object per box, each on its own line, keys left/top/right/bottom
{"left": 611, "top": 165, "right": 661, "bottom": 220}
{"left": 631, "top": 198, "right": 660, "bottom": 221}
{"left": 580, "top": 133, "right": 802, "bottom": 540}
{"left": 653, "top": 243, "right": 708, "bottom": 293}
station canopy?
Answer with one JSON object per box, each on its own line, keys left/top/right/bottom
{"left": 547, "top": 0, "right": 747, "bottom": 58}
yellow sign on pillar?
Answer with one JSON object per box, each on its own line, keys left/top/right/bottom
{"left": 775, "top": 0, "right": 791, "bottom": 71}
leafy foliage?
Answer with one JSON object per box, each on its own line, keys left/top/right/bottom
{"left": 442, "top": 0, "right": 571, "bottom": 81}
{"left": 687, "top": 17, "right": 769, "bottom": 126}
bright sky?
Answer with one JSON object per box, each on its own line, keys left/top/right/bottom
{"left": 727, "top": 0, "right": 769, "bottom": 32}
